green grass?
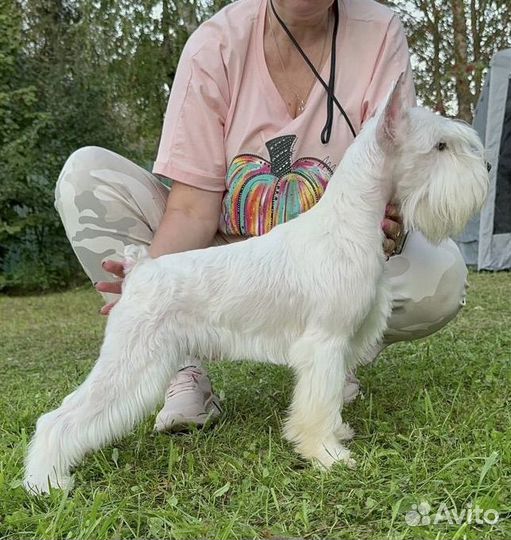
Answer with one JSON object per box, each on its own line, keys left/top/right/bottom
{"left": 1, "top": 272, "right": 510, "bottom": 539}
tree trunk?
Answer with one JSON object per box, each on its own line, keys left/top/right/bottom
{"left": 450, "top": 0, "right": 473, "bottom": 121}
{"left": 431, "top": 2, "right": 445, "bottom": 114}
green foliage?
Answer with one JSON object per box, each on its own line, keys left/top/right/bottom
{"left": 0, "top": 0, "right": 234, "bottom": 292}
{"left": 0, "top": 2, "right": 57, "bottom": 290}
{"left": 390, "top": 0, "right": 511, "bottom": 117}
{"left": 0, "top": 0, "right": 120, "bottom": 292}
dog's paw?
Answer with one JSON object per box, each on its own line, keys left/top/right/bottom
{"left": 289, "top": 431, "right": 357, "bottom": 471}
{"left": 23, "top": 472, "right": 74, "bottom": 495}
{"left": 335, "top": 422, "right": 355, "bottom": 441}
{"left": 311, "top": 440, "right": 357, "bottom": 470}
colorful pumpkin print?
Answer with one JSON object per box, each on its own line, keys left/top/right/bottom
{"left": 221, "top": 135, "right": 333, "bottom": 236}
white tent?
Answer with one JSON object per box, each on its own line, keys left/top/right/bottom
{"left": 456, "top": 48, "right": 511, "bottom": 270}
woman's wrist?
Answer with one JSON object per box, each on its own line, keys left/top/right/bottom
{"left": 149, "top": 208, "right": 219, "bottom": 258}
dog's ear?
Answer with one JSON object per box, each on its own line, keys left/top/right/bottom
{"left": 376, "top": 73, "right": 408, "bottom": 149}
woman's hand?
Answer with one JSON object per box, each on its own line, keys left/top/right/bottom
{"left": 94, "top": 180, "right": 223, "bottom": 316}
{"left": 382, "top": 203, "right": 404, "bottom": 258}
{"left": 95, "top": 260, "right": 125, "bottom": 315}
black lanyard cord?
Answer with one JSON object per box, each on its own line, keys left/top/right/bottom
{"left": 323, "top": 0, "right": 338, "bottom": 143}
{"left": 269, "top": 0, "right": 357, "bottom": 142}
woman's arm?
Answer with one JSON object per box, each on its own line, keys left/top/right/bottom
{"left": 96, "top": 180, "right": 224, "bottom": 314}
{"left": 149, "top": 180, "right": 223, "bottom": 257}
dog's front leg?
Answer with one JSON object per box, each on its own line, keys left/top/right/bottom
{"left": 284, "top": 333, "right": 356, "bottom": 469}
{"left": 23, "top": 297, "right": 180, "bottom": 494}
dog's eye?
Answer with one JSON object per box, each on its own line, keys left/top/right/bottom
{"left": 436, "top": 142, "right": 448, "bottom": 151}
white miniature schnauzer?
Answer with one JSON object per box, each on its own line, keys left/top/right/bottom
{"left": 24, "top": 75, "right": 489, "bottom": 493}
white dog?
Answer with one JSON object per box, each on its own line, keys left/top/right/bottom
{"left": 24, "top": 76, "right": 489, "bottom": 493}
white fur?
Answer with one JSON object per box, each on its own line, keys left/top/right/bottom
{"left": 23, "top": 76, "right": 489, "bottom": 493}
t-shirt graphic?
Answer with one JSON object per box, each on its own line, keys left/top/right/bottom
{"left": 220, "top": 135, "right": 333, "bottom": 236}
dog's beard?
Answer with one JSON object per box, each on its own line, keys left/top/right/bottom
{"left": 399, "top": 156, "right": 489, "bottom": 244}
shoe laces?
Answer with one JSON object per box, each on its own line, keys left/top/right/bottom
{"left": 165, "top": 367, "right": 203, "bottom": 399}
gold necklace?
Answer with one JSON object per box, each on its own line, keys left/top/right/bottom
{"left": 268, "top": 8, "right": 330, "bottom": 115}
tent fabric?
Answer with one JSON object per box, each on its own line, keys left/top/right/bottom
{"left": 455, "top": 48, "right": 511, "bottom": 270}
{"left": 494, "top": 78, "right": 511, "bottom": 234}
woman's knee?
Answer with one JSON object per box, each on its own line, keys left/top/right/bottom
{"left": 55, "top": 146, "right": 113, "bottom": 206}
{"left": 384, "top": 233, "right": 468, "bottom": 343}
{"left": 55, "top": 146, "right": 167, "bottom": 222}
{"left": 62, "top": 145, "right": 112, "bottom": 172}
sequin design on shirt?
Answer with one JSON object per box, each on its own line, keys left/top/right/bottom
{"left": 221, "top": 135, "right": 333, "bottom": 236}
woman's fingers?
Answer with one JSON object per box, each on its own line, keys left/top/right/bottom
{"left": 385, "top": 203, "right": 403, "bottom": 224}
{"left": 96, "top": 259, "right": 124, "bottom": 294}
{"left": 95, "top": 280, "right": 122, "bottom": 295}
{"left": 382, "top": 217, "right": 403, "bottom": 241}
{"left": 95, "top": 259, "right": 124, "bottom": 316}
{"left": 382, "top": 202, "right": 404, "bottom": 257}
{"left": 102, "top": 259, "right": 125, "bottom": 278}
{"left": 100, "top": 301, "right": 117, "bottom": 316}
{"left": 383, "top": 237, "right": 396, "bottom": 258}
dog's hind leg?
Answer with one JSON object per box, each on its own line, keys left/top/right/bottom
{"left": 284, "top": 332, "right": 356, "bottom": 469}
{"left": 23, "top": 299, "right": 180, "bottom": 494}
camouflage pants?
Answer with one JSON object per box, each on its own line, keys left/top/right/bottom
{"left": 55, "top": 146, "right": 468, "bottom": 346}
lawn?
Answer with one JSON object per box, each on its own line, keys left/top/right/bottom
{"left": 0, "top": 272, "right": 510, "bottom": 540}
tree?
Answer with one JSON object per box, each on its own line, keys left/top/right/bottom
{"left": 391, "top": 0, "right": 511, "bottom": 121}
{"left": 0, "top": 0, "right": 129, "bottom": 291}
{"left": 0, "top": 0, "right": 58, "bottom": 290}
{"left": 0, "top": 0, "right": 234, "bottom": 291}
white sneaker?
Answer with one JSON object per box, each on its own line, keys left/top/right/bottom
{"left": 154, "top": 366, "right": 222, "bottom": 433}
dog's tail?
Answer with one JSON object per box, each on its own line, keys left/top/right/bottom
{"left": 122, "top": 244, "right": 150, "bottom": 275}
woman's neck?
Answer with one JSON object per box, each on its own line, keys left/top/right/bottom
{"left": 268, "top": 0, "right": 332, "bottom": 45}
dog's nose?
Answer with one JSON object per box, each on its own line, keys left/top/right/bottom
{"left": 486, "top": 161, "right": 492, "bottom": 173}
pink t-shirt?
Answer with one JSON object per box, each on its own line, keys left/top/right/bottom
{"left": 153, "top": 0, "right": 416, "bottom": 237}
